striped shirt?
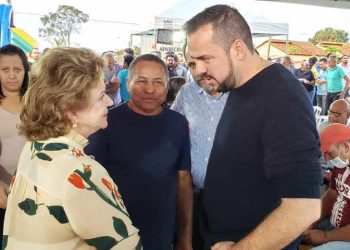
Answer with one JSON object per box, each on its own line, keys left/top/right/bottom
{"left": 171, "top": 82, "right": 228, "bottom": 188}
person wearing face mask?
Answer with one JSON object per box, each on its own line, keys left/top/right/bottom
{"left": 304, "top": 123, "right": 350, "bottom": 249}
{"left": 317, "top": 99, "right": 350, "bottom": 183}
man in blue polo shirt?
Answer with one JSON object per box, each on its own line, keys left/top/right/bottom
{"left": 326, "top": 54, "right": 350, "bottom": 111}
{"left": 116, "top": 54, "right": 134, "bottom": 102}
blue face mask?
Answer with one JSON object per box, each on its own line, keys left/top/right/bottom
{"left": 329, "top": 145, "right": 349, "bottom": 169}
{"left": 329, "top": 156, "right": 349, "bottom": 169}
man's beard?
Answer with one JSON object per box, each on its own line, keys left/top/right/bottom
{"left": 218, "top": 59, "right": 236, "bottom": 93}
{"left": 195, "top": 74, "right": 218, "bottom": 94}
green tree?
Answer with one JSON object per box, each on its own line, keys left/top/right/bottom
{"left": 309, "top": 27, "right": 349, "bottom": 43}
{"left": 133, "top": 46, "right": 141, "bottom": 56}
{"left": 39, "top": 5, "right": 89, "bottom": 46}
{"left": 324, "top": 46, "right": 340, "bottom": 55}
{"left": 288, "top": 45, "right": 298, "bottom": 55}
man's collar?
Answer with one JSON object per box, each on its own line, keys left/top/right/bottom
{"left": 192, "top": 81, "right": 224, "bottom": 99}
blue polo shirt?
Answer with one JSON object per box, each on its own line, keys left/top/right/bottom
{"left": 117, "top": 69, "right": 131, "bottom": 102}
{"left": 317, "top": 69, "right": 328, "bottom": 96}
{"left": 326, "top": 65, "right": 345, "bottom": 93}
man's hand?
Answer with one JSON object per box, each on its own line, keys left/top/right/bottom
{"left": 106, "top": 76, "right": 120, "bottom": 94}
{"left": 211, "top": 241, "right": 235, "bottom": 250}
{"left": 303, "top": 229, "right": 327, "bottom": 246}
{"left": 323, "top": 171, "right": 332, "bottom": 182}
{"left": 0, "top": 183, "right": 8, "bottom": 209}
{"left": 339, "top": 91, "right": 346, "bottom": 99}
{"left": 176, "top": 170, "right": 193, "bottom": 250}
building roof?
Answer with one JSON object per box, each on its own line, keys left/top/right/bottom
{"left": 316, "top": 41, "right": 350, "bottom": 55}
{"left": 256, "top": 39, "right": 326, "bottom": 56}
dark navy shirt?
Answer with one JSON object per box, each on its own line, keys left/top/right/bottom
{"left": 204, "top": 63, "right": 322, "bottom": 244}
{"left": 86, "top": 103, "right": 191, "bottom": 250}
{"left": 294, "top": 69, "right": 315, "bottom": 92}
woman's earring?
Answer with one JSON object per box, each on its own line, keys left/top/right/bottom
{"left": 72, "top": 120, "right": 78, "bottom": 128}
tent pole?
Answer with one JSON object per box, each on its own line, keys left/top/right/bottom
{"left": 267, "top": 36, "right": 271, "bottom": 60}
{"left": 285, "top": 35, "right": 288, "bottom": 55}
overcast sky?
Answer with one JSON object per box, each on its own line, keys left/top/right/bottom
{"left": 5, "top": 0, "right": 350, "bottom": 52}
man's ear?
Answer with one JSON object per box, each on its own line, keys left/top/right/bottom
{"left": 344, "top": 141, "right": 350, "bottom": 153}
{"left": 127, "top": 78, "right": 131, "bottom": 91}
{"left": 229, "top": 39, "right": 247, "bottom": 61}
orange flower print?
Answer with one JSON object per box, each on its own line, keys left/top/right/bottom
{"left": 84, "top": 164, "right": 91, "bottom": 173}
{"left": 114, "top": 187, "right": 125, "bottom": 208}
{"left": 102, "top": 178, "right": 113, "bottom": 191}
{"left": 68, "top": 173, "right": 86, "bottom": 189}
{"left": 72, "top": 149, "right": 84, "bottom": 158}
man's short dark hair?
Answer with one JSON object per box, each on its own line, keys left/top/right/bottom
{"left": 319, "top": 58, "right": 328, "bottom": 63}
{"left": 128, "top": 54, "right": 169, "bottom": 84}
{"left": 124, "top": 47, "right": 134, "bottom": 56}
{"left": 183, "top": 4, "right": 254, "bottom": 53}
{"left": 166, "top": 54, "right": 177, "bottom": 61}
{"left": 123, "top": 54, "right": 134, "bottom": 67}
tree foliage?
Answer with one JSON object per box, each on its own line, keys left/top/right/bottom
{"left": 39, "top": 5, "right": 89, "bottom": 46}
{"left": 324, "top": 46, "right": 340, "bottom": 55}
{"left": 288, "top": 45, "right": 298, "bottom": 55}
{"left": 309, "top": 27, "right": 349, "bottom": 43}
{"left": 115, "top": 46, "right": 140, "bottom": 62}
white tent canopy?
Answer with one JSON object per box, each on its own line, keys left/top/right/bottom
{"left": 257, "top": 0, "right": 350, "bottom": 9}
{"left": 157, "top": 0, "right": 289, "bottom": 37}
{"left": 250, "top": 22, "right": 288, "bottom": 37}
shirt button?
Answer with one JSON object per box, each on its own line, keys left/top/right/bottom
{"left": 208, "top": 137, "right": 211, "bottom": 141}
{"left": 213, "top": 100, "right": 216, "bottom": 103}
{"left": 210, "top": 118, "right": 214, "bottom": 121}
{"left": 205, "top": 157, "right": 208, "bottom": 161}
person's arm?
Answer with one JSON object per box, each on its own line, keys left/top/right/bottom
{"left": 316, "top": 78, "right": 327, "bottom": 85}
{"left": 304, "top": 223, "right": 350, "bottom": 246}
{"left": 308, "top": 72, "right": 315, "bottom": 85}
{"left": 318, "top": 188, "right": 337, "bottom": 222}
{"left": 307, "top": 71, "right": 316, "bottom": 85}
{"left": 176, "top": 170, "right": 193, "bottom": 250}
{"left": 212, "top": 198, "right": 320, "bottom": 250}
{"left": 212, "top": 77, "right": 322, "bottom": 250}
{"left": 341, "top": 75, "right": 350, "bottom": 99}
{"left": 105, "top": 76, "right": 120, "bottom": 94}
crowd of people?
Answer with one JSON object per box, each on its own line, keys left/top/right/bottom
{"left": 281, "top": 53, "right": 350, "bottom": 115}
{"left": 0, "top": 4, "right": 350, "bottom": 250}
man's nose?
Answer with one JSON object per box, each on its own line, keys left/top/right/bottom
{"left": 144, "top": 82, "right": 156, "bottom": 93}
{"left": 195, "top": 61, "right": 208, "bottom": 75}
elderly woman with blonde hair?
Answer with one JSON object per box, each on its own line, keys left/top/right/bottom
{"left": 2, "top": 47, "right": 141, "bottom": 250}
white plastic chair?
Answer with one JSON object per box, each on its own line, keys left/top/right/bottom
{"left": 316, "top": 115, "right": 328, "bottom": 127}
{"left": 313, "top": 106, "right": 322, "bottom": 117}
